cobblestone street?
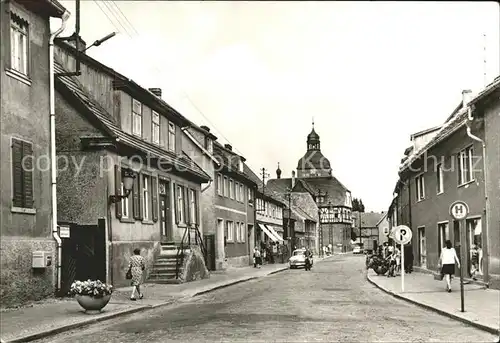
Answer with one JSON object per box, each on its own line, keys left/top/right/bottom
{"left": 33, "top": 256, "right": 497, "bottom": 343}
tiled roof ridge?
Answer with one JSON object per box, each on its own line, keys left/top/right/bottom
{"left": 54, "top": 62, "right": 210, "bottom": 181}
{"left": 399, "top": 107, "right": 468, "bottom": 173}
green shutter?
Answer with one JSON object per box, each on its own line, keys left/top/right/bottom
{"left": 11, "top": 139, "right": 24, "bottom": 208}
{"left": 152, "top": 176, "right": 158, "bottom": 222}
{"left": 22, "top": 141, "right": 33, "bottom": 208}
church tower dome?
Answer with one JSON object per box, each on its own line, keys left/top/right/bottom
{"left": 296, "top": 120, "right": 332, "bottom": 178}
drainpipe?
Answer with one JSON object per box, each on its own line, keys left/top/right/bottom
{"left": 50, "top": 11, "right": 71, "bottom": 292}
{"left": 201, "top": 180, "right": 212, "bottom": 193}
{"left": 466, "top": 107, "right": 491, "bottom": 286}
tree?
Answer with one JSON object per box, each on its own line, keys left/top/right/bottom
{"left": 351, "top": 197, "right": 365, "bottom": 212}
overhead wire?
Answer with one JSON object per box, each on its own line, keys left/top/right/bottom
{"left": 92, "top": 0, "right": 245, "bottom": 156}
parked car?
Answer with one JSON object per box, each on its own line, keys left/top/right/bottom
{"left": 353, "top": 246, "right": 363, "bottom": 254}
{"left": 289, "top": 249, "right": 313, "bottom": 269}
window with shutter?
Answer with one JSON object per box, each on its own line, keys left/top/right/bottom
{"left": 11, "top": 138, "right": 33, "bottom": 209}
{"left": 151, "top": 176, "right": 158, "bottom": 222}
{"left": 132, "top": 171, "right": 142, "bottom": 220}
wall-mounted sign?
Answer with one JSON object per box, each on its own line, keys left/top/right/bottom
{"left": 59, "top": 226, "right": 70, "bottom": 238}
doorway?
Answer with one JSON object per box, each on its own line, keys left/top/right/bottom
{"left": 418, "top": 227, "right": 426, "bottom": 268}
{"left": 159, "top": 179, "right": 171, "bottom": 242}
{"left": 204, "top": 234, "right": 216, "bottom": 271}
{"left": 60, "top": 222, "right": 106, "bottom": 296}
{"left": 248, "top": 224, "right": 254, "bottom": 265}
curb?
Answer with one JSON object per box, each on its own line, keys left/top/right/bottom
{"left": 2, "top": 305, "right": 149, "bottom": 343}
{"left": 366, "top": 273, "right": 500, "bottom": 336}
{"left": 2, "top": 267, "right": 289, "bottom": 343}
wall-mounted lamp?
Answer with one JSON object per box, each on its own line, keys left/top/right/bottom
{"left": 109, "top": 170, "right": 135, "bottom": 203}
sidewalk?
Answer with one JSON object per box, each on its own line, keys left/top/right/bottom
{"left": 0, "top": 262, "right": 290, "bottom": 343}
{"left": 366, "top": 269, "right": 500, "bottom": 335}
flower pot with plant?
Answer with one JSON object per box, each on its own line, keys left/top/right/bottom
{"left": 69, "top": 280, "right": 113, "bottom": 312}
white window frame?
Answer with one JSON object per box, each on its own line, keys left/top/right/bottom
{"left": 227, "top": 221, "right": 234, "bottom": 242}
{"left": 229, "top": 179, "right": 234, "bottom": 199}
{"left": 177, "top": 185, "right": 184, "bottom": 224}
{"left": 205, "top": 138, "right": 213, "bottom": 153}
{"left": 217, "top": 174, "right": 223, "bottom": 195}
{"left": 168, "top": 122, "right": 176, "bottom": 152}
{"left": 10, "top": 16, "right": 28, "bottom": 76}
{"left": 236, "top": 222, "right": 241, "bottom": 242}
{"left": 240, "top": 223, "right": 246, "bottom": 242}
{"left": 223, "top": 177, "right": 229, "bottom": 197}
{"left": 152, "top": 111, "right": 160, "bottom": 145}
{"left": 132, "top": 99, "right": 142, "bottom": 136}
{"left": 189, "top": 189, "right": 196, "bottom": 224}
{"left": 415, "top": 174, "right": 425, "bottom": 201}
{"left": 142, "top": 175, "right": 150, "bottom": 220}
{"left": 436, "top": 163, "right": 444, "bottom": 194}
{"left": 235, "top": 182, "right": 240, "bottom": 201}
{"left": 121, "top": 182, "right": 130, "bottom": 218}
{"left": 239, "top": 184, "right": 244, "bottom": 203}
{"left": 458, "top": 145, "right": 474, "bottom": 186}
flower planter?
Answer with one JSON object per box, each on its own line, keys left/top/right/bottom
{"left": 75, "top": 294, "right": 112, "bottom": 312}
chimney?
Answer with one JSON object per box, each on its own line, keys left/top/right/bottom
{"left": 224, "top": 144, "right": 232, "bottom": 151}
{"left": 200, "top": 125, "right": 210, "bottom": 132}
{"left": 149, "top": 88, "right": 162, "bottom": 98}
{"left": 291, "top": 170, "right": 296, "bottom": 188}
{"left": 462, "top": 89, "right": 472, "bottom": 108}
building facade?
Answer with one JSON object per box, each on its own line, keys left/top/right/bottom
{"left": 391, "top": 84, "right": 500, "bottom": 289}
{"left": 211, "top": 142, "right": 257, "bottom": 269}
{"left": 53, "top": 40, "right": 210, "bottom": 289}
{"left": 266, "top": 124, "right": 353, "bottom": 255}
{"left": 0, "top": 0, "right": 67, "bottom": 306}
{"left": 352, "top": 211, "right": 384, "bottom": 253}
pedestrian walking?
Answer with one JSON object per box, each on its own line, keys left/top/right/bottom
{"left": 253, "top": 247, "right": 262, "bottom": 268}
{"left": 127, "top": 248, "right": 146, "bottom": 301}
{"left": 470, "top": 244, "right": 479, "bottom": 281}
{"left": 438, "top": 240, "right": 460, "bottom": 293}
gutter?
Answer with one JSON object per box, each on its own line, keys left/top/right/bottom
{"left": 50, "top": 10, "right": 71, "bottom": 292}
{"left": 466, "top": 107, "right": 491, "bottom": 286}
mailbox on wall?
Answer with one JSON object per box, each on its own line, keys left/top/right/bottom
{"left": 32, "top": 251, "right": 52, "bottom": 268}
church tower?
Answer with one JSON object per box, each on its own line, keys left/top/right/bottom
{"left": 296, "top": 121, "right": 332, "bottom": 178}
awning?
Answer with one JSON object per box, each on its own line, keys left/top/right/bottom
{"left": 266, "top": 225, "right": 284, "bottom": 242}
{"left": 258, "top": 223, "right": 277, "bottom": 242}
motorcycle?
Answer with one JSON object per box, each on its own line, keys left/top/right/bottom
{"left": 366, "top": 254, "right": 389, "bottom": 275}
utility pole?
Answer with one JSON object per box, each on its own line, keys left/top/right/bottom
{"left": 260, "top": 167, "right": 270, "bottom": 211}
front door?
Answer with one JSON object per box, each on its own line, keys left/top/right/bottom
{"left": 159, "top": 179, "right": 171, "bottom": 242}
{"left": 204, "top": 234, "right": 216, "bottom": 271}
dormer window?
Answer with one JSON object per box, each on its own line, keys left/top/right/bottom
{"left": 238, "top": 159, "right": 244, "bottom": 173}
{"left": 205, "top": 137, "right": 213, "bottom": 153}
{"left": 317, "top": 196, "right": 325, "bottom": 203}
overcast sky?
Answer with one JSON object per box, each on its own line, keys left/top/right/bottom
{"left": 56, "top": 1, "right": 499, "bottom": 212}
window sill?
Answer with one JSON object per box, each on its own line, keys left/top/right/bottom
{"left": 177, "top": 223, "right": 188, "bottom": 228}
{"left": 416, "top": 198, "right": 425, "bottom": 203}
{"left": 437, "top": 191, "right": 444, "bottom": 196}
{"left": 11, "top": 207, "right": 36, "bottom": 215}
{"left": 458, "top": 180, "right": 475, "bottom": 188}
{"left": 120, "top": 217, "right": 135, "bottom": 223}
{"left": 5, "top": 68, "right": 32, "bottom": 86}
{"left": 142, "top": 220, "right": 154, "bottom": 225}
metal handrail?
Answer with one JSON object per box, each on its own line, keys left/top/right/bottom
{"left": 175, "top": 228, "right": 188, "bottom": 279}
